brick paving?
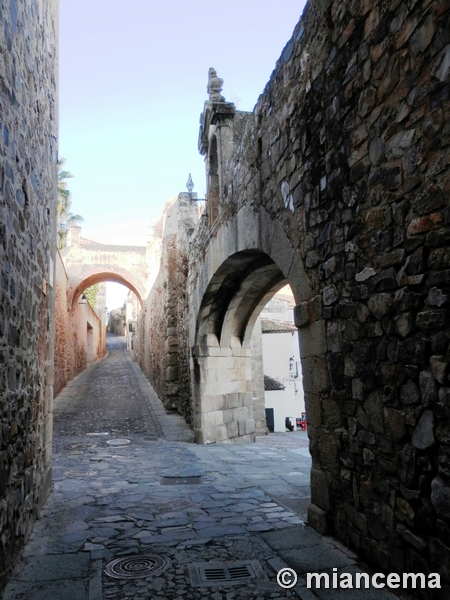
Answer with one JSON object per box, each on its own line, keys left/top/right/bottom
{"left": 3, "top": 336, "right": 414, "bottom": 600}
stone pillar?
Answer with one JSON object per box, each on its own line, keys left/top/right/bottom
{"left": 251, "top": 316, "right": 268, "bottom": 436}
{"left": 193, "top": 334, "right": 256, "bottom": 444}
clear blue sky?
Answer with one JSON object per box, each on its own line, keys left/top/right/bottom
{"left": 59, "top": 0, "right": 307, "bottom": 244}
{"left": 59, "top": 0, "right": 307, "bottom": 306}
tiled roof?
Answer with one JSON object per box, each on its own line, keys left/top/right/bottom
{"left": 261, "top": 318, "right": 296, "bottom": 333}
{"left": 264, "top": 375, "right": 285, "bottom": 391}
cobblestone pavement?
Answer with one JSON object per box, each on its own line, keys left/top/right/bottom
{"left": 3, "top": 336, "right": 412, "bottom": 600}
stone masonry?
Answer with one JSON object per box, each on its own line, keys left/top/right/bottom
{"left": 1, "top": 0, "right": 450, "bottom": 596}
{"left": 187, "top": 0, "right": 450, "bottom": 595}
{"left": 0, "top": 0, "right": 59, "bottom": 589}
{"left": 136, "top": 194, "right": 199, "bottom": 423}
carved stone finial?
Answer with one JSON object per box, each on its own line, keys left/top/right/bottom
{"left": 207, "top": 67, "right": 225, "bottom": 102}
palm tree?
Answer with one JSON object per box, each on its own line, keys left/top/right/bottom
{"left": 57, "top": 158, "right": 83, "bottom": 249}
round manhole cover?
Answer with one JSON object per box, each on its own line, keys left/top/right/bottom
{"left": 65, "top": 471, "right": 99, "bottom": 478}
{"left": 106, "top": 439, "right": 131, "bottom": 446}
{"left": 104, "top": 555, "right": 171, "bottom": 579}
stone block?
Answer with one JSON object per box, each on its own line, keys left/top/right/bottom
{"left": 226, "top": 393, "right": 240, "bottom": 409}
{"left": 244, "top": 418, "right": 255, "bottom": 435}
{"left": 200, "top": 395, "right": 218, "bottom": 413}
{"left": 302, "top": 357, "right": 330, "bottom": 393}
{"left": 215, "top": 425, "right": 229, "bottom": 442}
{"left": 165, "top": 366, "right": 179, "bottom": 382}
{"left": 430, "top": 355, "right": 448, "bottom": 384}
{"left": 397, "top": 444, "right": 416, "bottom": 487}
{"left": 384, "top": 408, "right": 407, "bottom": 442}
{"left": 327, "top": 322, "right": 342, "bottom": 353}
{"left": 425, "top": 287, "right": 448, "bottom": 307}
{"left": 307, "top": 503, "right": 328, "bottom": 535}
{"left": 416, "top": 309, "right": 448, "bottom": 333}
{"left": 223, "top": 409, "right": 233, "bottom": 424}
{"left": 225, "top": 420, "right": 239, "bottom": 439}
{"left": 196, "top": 426, "right": 218, "bottom": 445}
{"left": 304, "top": 393, "right": 322, "bottom": 428}
{"left": 431, "top": 475, "right": 450, "bottom": 521}
{"left": 294, "top": 295, "right": 323, "bottom": 327}
{"left": 400, "top": 379, "right": 421, "bottom": 405}
{"left": 299, "top": 320, "right": 326, "bottom": 358}
{"left": 215, "top": 378, "right": 241, "bottom": 395}
{"left": 419, "top": 370, "right": 437, "bottom": 406}
{"left": 311, "top": 467, "right": 330, "bottom": 512}
{"left": 411, "top": 410, "right": 435, "bottom": 450}
{"left": 238, "top": 392, "right": 252, "bottom": 407}
{"left": 396, "top": 497, "right": 415, "bottom": 527}
{"left": 322, "top": 284, "right": 338, "bottom": 306}
{"left": 232, "top": 407, "right": 249, "bottom": 422}
{"left": 209, "top": 410, "right": 224, "bottom": 426}
{"left": 367, "top": 292, "right": 394, "bottom": 320}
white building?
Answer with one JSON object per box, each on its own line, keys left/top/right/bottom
{"left": 260, "top": 294, "right": 305, "bottom": 432}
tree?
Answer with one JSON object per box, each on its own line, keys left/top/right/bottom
{"left": 83, "top": 284, "right": 99, "bottom": 311}
{"left": 57, "top": 158, "right": 83, "bottom": 249}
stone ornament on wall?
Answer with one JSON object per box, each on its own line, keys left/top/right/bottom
{"left": 207, "top": 68, "right": 225, "bottom": 103}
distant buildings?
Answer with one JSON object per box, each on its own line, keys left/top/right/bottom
{"left": 260, "top": 292, "right": 304, "bottom": 433}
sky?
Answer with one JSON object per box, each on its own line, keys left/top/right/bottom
{"left": 59, "top": 0, "right": 307, "bottom": 308}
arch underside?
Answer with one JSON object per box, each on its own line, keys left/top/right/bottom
{"left": 197, "top": 250, "right": 287, "bottom": 348}
{"left": 69, "top": 271, "right": 144, "bottom": 310}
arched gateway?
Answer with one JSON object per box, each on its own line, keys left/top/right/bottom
{"left": 60, "top": 226, "right": 148, "bottom": 310}
{"left": 189, "top": 204, "right": 322, "bottom": 445}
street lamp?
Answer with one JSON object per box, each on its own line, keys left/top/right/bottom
{"left": 186, "top": 174, "right": 207, "bottom": 217}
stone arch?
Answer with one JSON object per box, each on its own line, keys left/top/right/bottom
{"left": 191, "top": 204, "right": 324, "bottom": 446}
{"left": 68, "top": 268, "right": 145, "bottom": 312}
{"left": 196, "top": 251, "right": 286, "bottom": 349}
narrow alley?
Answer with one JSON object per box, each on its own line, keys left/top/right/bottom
{"left": 4, "top": 337, "right": 405, "bottom": 600}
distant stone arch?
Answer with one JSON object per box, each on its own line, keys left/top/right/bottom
{"left": 68, "top": 269, "right": 144, "bottom": 312}
{"left": 61, "top": 227, "right": 148, "bottom": 312}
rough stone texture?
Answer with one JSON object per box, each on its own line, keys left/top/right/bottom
{"left": 0, "top": 0, "right": 58, "bottom": 590}
{"left": 54, "top": 253, "right": 105, "bottom": 397}
{"left": 186, "top": 0, "right": 450, "bottom": 591}
{"left": 135, "top": 195, "right": 199, "bottom": 423}
{"left": 2, "top": 0, "right": 450, "bottom": 594}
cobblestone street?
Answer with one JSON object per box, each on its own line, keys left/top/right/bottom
{"left": 3, "top": 336, "right": 408, "bottom": 600}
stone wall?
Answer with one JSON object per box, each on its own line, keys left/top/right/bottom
{"left": 136, "top": 194, "right": 199, "bottom": 421}
{"left": 54, "top": 253, "right": 105, "bottom": 397}
{"left": 0, "top": 0, "right": 58, "bottom": 589}
{"left": 188, "top": 0, "right": 450, "bottom": 592}
{"left": 108, "top": 306, "right": 125, "bottom": 336}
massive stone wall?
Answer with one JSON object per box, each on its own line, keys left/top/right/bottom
{"left": 0, "top": 0, "right": 58, "bottom": 588}
{"left": 189, "top": 0, "right": 450, "bottom": 592}
{"left": 136, "top": 194, "right": 199, "bottom": 422}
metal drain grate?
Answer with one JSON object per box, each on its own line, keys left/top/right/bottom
{"left": 105, "top": 555, "right": 171, "bottom": 579}
{"left": 106, "top": 439, "right": 131, "bottom": 446}
{"left": 161, "top": 476, "right": 201, "bottom": 485}
{"left": 188, "top": 560, "right": 267, "bottom": 587}
{"left": 65, "top": 470, "right": 99, "bottom": 478}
